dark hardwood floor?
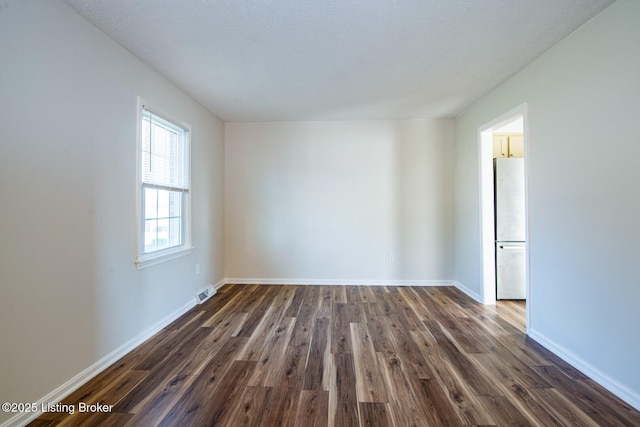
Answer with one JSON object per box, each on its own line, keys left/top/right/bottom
{"left": 30, "top": 285, "right": 640, "bottom": 426}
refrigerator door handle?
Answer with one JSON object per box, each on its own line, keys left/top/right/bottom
{"left": 499, "top": 245, "right": 524, "bottom": 249}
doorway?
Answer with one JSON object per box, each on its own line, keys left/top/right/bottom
{"left": 478, "top": 104, "right": 530, "bottom": 331}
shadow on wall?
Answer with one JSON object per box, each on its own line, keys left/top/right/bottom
{"left": 392, "top": 120, "right": 454, "bottom": 280}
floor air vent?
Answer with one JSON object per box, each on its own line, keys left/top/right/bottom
{"left": 195, "top": 285, "right": 216, "bottom": 304}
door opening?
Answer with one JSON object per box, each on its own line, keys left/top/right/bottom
{"left": 478, "top": 104, "right": 530, "bottom": 331}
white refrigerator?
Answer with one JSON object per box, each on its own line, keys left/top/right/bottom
{"left": 494, "top": 158, "right": 526, "bottom": 299}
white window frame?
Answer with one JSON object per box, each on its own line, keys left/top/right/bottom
{"left": 135, "top": 97, "right": 193, "bottom": 269}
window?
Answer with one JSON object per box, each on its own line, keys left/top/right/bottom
{"left": 136, "top": 103, "right": 191, "bottom": 268}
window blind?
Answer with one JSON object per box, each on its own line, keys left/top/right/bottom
{"left": 141, "top": 107, "right": 189, "bottom": 191}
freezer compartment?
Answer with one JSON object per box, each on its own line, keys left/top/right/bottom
{"left": 496, "top": 242, "right": 526, "bottom": 300}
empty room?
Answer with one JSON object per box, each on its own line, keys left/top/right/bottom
{"left": 1, "top": 0, "right": 639, "bottom": 426}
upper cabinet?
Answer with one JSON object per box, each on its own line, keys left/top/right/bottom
{"left": 508, "top": 135, "right": 524, "bottom": 158}
{"left": 493, "top": 133, "right": 524, "bottom": 158}
{"left": 493, "top": 135, "right": 509, "bottom": 158}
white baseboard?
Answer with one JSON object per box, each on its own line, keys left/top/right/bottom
{"left": 223, "top": 278, "right": 455, "bottom": 287}
{"left": 1, "top": 298, "right": 198, "bottom": 427}
{"left": 453, "top": 280, "right": 484, "bottom": 303}
{"left": 528, "top": 328, "right": 640, "bottom": 412}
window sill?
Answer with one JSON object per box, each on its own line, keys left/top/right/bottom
{"left": 136, "top": 246, "right": 193, "bottom": 270}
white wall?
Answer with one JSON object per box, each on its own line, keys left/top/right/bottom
{"left": 225, "top": 120, "right": 454, "bottom": 283}
{"left": 0, "top": 1, "right": 225, "bottom": 423}
{"left": 454, "top": 0, "right": 640, "bottom": 407}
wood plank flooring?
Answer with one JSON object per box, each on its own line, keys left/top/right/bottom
{"left": 29, "top": 285, "right": 640, "bottom": 426}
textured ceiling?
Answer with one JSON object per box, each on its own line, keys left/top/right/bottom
{"left": 62, "top": 0, "right": 613, "bottom": 122}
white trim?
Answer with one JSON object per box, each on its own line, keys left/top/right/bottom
{"left": 0, "top": 299, "right": 197, "bottom": 427}
{"left": 223, "top": 278, "right": 455, "bottom": 287}
{"left": 478, "top": 126, "right": 496, "bottom": 305}
{"left": 212, "top": 279, "right": 226, "bottom": 291}
{"left": 528, "top": 328, "right": 640, "bottom": 412}
{"left": 522, "top": 105, "right": 532, "bottom": 334}
{"left": 213, "top": 279, "right": 227, "bottom": 292}
{"left": 135, "top": 245, "right": 194, "bottom": 270}
{"left": 453, "top": 281, "right": 483, "bottom": 303}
